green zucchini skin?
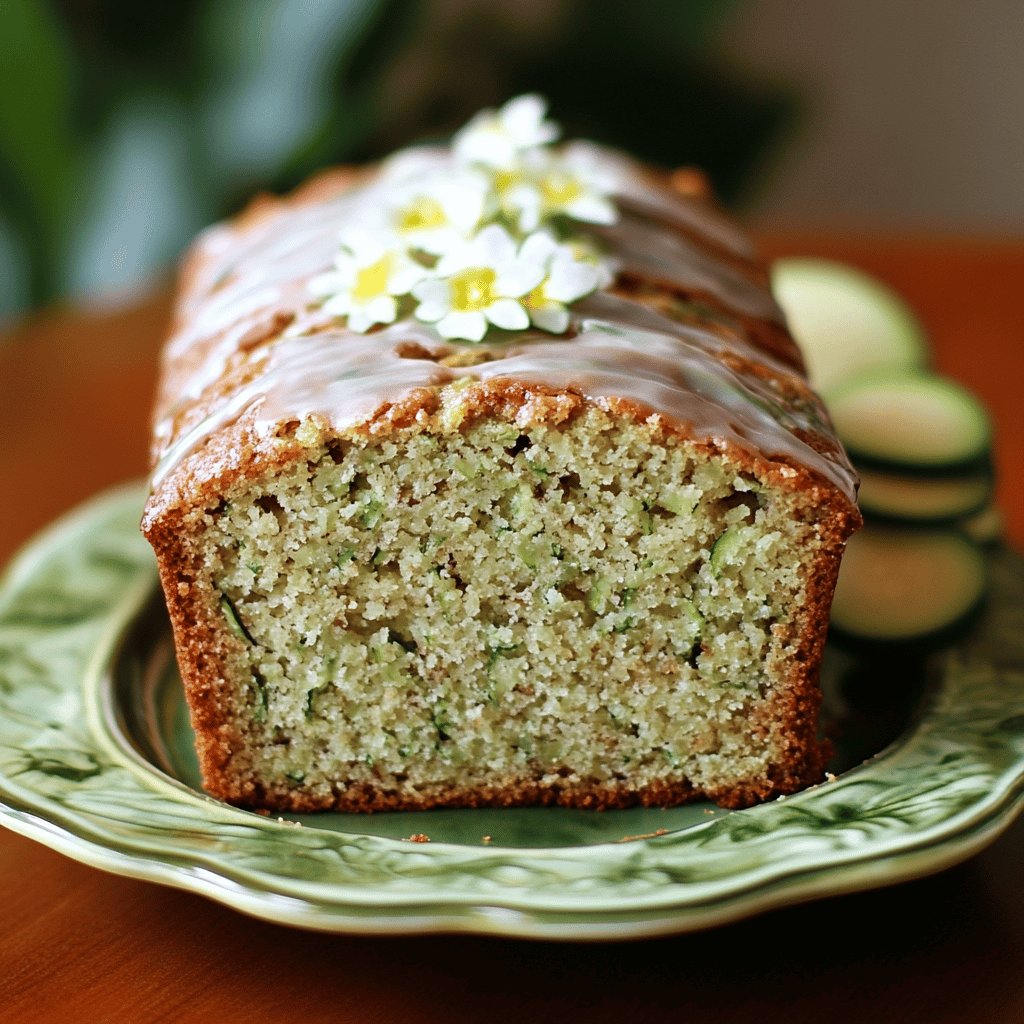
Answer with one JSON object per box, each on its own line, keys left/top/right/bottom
{"left": 855, "top": 466, "right": 994, "bottom": 526}
{"left": 828, "top": 525, "right": 987, "bottom": 651}
{"left": 772, "top": 257, "right": 998, "bottom": 651}
{"left": 829, "top": 370, "right": 993, "bottom": 477}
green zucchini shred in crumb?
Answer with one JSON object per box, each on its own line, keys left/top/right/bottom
{"left": 334, "top": 546, "right": 356, "bottom": 567}
{"left": 431, "top": 704, "right": 453, "bottom": 741}
{"left": 304, "top": 684, "right": 327, "bottom": 719}
{"left": 710, "top": 526, "right": 745, "bottom": 575}
{"left": 360, "top": 496, "right": 384, "bottom": 528}
{"left": 251, "top": 670, "right": 268, "bottom": 722}
{"left": 486, "top": 643, "right": 521, "bottom": 669}
{"left": 220, "top": 594, "right": 256, "bottom": 645}
{"left": 587, "top": 577, "right": 612, "bottom": 613}
{"left": 640, "top": 500, "right": 654, "bottom": 535}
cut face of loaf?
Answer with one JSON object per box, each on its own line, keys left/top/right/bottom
{"left": 146, "top": 391, "right": 855, "bottom": 811}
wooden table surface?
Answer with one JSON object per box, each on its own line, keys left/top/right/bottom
{"left": 1, "top": 234, "right": 1021, "bottom": 1023}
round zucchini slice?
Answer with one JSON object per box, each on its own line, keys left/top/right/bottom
{"left": 830, "top": 526, "right": 986, "bottom": 644}
{"left": 771, "top": 258, "right": 929, "bottom": 397}
{"left": 856, "top": 467, "right": 993, "bottom": 524}
{"left": 829, "top": 369, "right": 992, "bottom": 474}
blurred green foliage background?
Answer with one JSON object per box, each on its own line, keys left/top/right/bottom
{"left": 0, "top": 0, "right": 794, "bottom": 319}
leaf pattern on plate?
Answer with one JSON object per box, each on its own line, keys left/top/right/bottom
{"left": 0, "top": 484, "right": 1022, "bottom": 937}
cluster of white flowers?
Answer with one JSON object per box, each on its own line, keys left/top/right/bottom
{"left": 309, "top": 95, "right": 619, "bottom": 342}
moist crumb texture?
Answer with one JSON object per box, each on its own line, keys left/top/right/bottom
{"left": 175, "top": 408, "right": 837, "bottom": 811}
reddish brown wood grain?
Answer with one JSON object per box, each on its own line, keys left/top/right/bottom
{"left": 0, "top": 236, "right": 1021, "bottom": 1024}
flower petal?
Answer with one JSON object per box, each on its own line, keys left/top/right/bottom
{"left": 363, "top": 294, "right": 398, "bottom": 325}
{"left": 412, "top": 277, "right": 448, "bottom": 302}
{"left": 519, "top": 231, "right": 559, "bottom": 266}
{"left": 439, "top": 174, "right": 488, "bottom": 231}
{"left": 322, "top": 294, "right": 353, "bottom": 317}
{"left": 475, "top": 223, "right": 517, "bottom": 265}
{"left": 436, "top": 310, "right": 487, "bottom": 341}
{"left": 529, "top": 302, "right": 570, "bottom": 334}
{"left": 565, "top": 195, "right": 618, "bottom": 225}
{"left": 389, "top": 260, "right": 428, "bottom": 295}
{"left": 486, "top": 298, "right": 529, "bottom": 331}
{"left": 545, "top": 260, "right": 601, "bottom": 303}
{"left": 348, "top": 309, "right": 374, "bottom": 333}
{"left": 435, "top": 241, "right": 476, "bottom": 276}
{"left": 495, "top": 260, "right": 545, "bottom": 298}
{"left": 339, "top": 226, "right": 387, "bottom": 261}
{"left": 501, "top": 94, "right": 559, "bottom": 147}
{"left": 413, "top": 294, "right": 450, "bottom": 321}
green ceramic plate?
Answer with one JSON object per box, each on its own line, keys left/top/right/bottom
{"left": 1, "top": 484, "right": 1022, "bottom": 940}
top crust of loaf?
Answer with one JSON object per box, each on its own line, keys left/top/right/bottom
{"left": 144, "top": 141, "right": 858, "bottom": 526}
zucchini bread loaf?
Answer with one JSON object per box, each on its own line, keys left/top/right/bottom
{"left": 143, "top": 96, "right": 860, "bottom": 812}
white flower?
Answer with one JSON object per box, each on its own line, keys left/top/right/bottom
{"left": 503, "top": 147, "right": 619, "bottom": 232}
{"left": 412, "top": 224, "right": 545, "bottom": 341}
{"left": 379, "top": 146, "right": 449, "bottom": 184}
{"left": 563, "top": 235, "right": 618, "bottom": 289}
{"left": 384, "top": 170, "right": 489, "bottom": 255}
{"left": 310, "top": 96, "right": 621, "bottom": 341}
{"left": 518, "top": 232, "right": 605, "bottom": 333}
{"left": 308, "top": 228, "right": 427, "bottom": 333}
{"left": 453, "top": 93, "right": 560, "bottom": 169}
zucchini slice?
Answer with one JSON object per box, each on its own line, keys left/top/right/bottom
{"left": 830, "top": 526, "right": 986, "bottom": 644}
{"left": 856, "top": 467, "right": 993, "bottom": 524}
{"left": 828, "top": 370, "right": 992, "bottom": 474}
{"left": 771, "top": 258, "right": 929, "bottom": 396}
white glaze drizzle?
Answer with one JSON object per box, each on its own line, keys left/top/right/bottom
{"left": 600, "top": 214, "right": 782, "bottom": 322}
{"left": 152, "top": 309, "right": 856, "bottom": 503}
{"left": 563, "top": 141, "right": 758, "bottom": 260}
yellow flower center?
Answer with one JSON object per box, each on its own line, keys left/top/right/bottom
{"left": 493, "top": 169, "right": 523, "bottom": 194}
{"left": 450, "top": 267, "right": 497, "bottom": 312}
{"left": 525, "top": 281, "right": 549, "bottom": 310}
{"left": 397, "top": 197, "right": 447, "bottom": 233}
{"left": 569, "top": 239, "right": 598, "bottom": 263}
{"left": 541, "top": 173, "right": 582, "bottom": 207}
{"left": 352, "top": 254, "right": 393, "bottom": 302}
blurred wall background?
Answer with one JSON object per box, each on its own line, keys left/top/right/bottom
{"left": 718, "top": 0, "right": 1024, "bottom": 235}
{"left": 1, "top": 0, "right": 1021, "bottom": 322}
